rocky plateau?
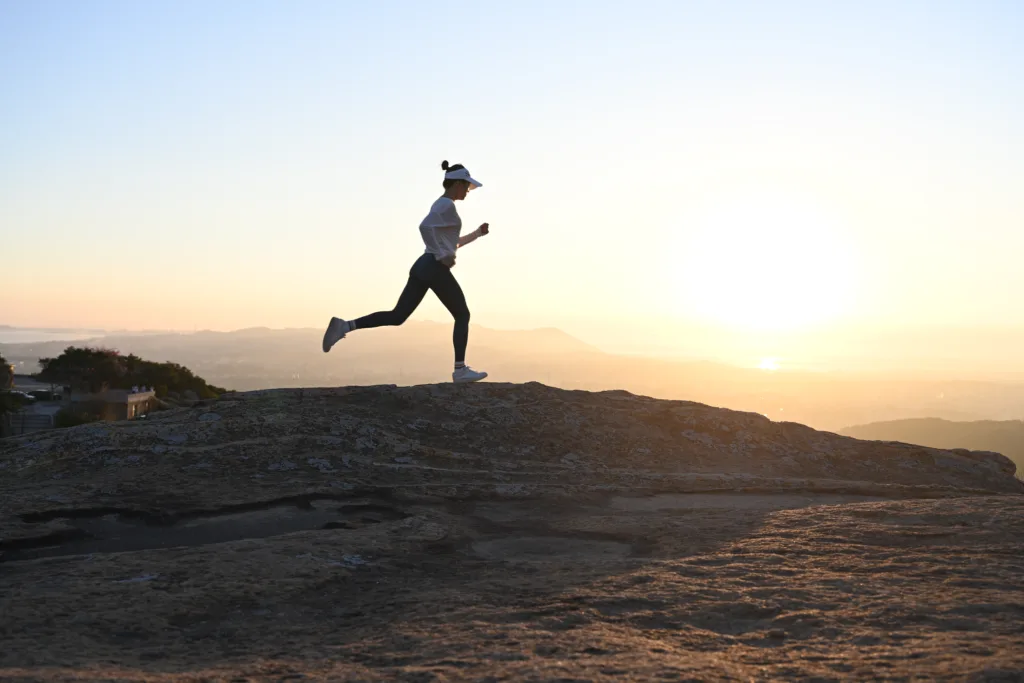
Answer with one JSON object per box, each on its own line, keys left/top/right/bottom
{"left": 2, "top": 383, "right": 1023, "bottom": 681}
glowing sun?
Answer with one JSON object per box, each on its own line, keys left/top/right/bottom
{"left": 679, "top": 193, "right": 857, "bottom": 330}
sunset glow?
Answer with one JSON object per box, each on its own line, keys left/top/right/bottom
{"left": 679, "top": 193, "right": 858, "bottom": 331}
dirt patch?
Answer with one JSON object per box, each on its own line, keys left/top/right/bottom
{"left": 610, "top": 492, "right": 886, "bottom": 512}
{"left": 472, "top": 536, "right": 633, "bottom": 562}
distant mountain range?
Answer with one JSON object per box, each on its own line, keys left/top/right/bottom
{"left": 3, "top": 323, "right": 1024, "bottom": 435}
{"left": 841, "top": 418, "right": 1024, "bottom": 473}
{"left": 0, "top": 325, "right": 111, "bottom": 335}
{"left": 0, "top": 326, "right": 109, "bottom": 345}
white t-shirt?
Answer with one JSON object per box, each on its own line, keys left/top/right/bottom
{"left": 419, "top": 197, "right": 462, "bottom": 262}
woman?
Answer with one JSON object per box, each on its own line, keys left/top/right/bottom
{"left": 322, "top": 161, "right": 490, "bottom": 383}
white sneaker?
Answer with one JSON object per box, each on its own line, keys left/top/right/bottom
{"left": 453, "top": 365, "right": 488, "bottom": 383}
{"left": 322, "top": 317, "right": 350, "bottom": 353}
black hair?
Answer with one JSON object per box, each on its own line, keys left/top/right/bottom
{"left": 441, "top": 160, "right": 467, "bottom": 189}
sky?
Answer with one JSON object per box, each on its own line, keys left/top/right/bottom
{"left": 2, "top": 0, "right": 1023, "bottom": 367}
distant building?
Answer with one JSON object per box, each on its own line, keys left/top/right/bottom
{"left": 2, "top": 385, "right": 156, "bottom": 438}
{"left": 68, "top": 388, "right": 156, "bottom": 421}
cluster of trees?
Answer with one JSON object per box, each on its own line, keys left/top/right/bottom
{"left": 1, "top": 353, "right": 24, "bottom": 420}
{"left": 1, "top": 352, "right": 11, "bottom": 390}
{"left": 36, "top": 347, "right": 225, "bottom": 399}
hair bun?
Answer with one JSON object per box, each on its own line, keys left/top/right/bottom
{"left": 440, "top": 160, "right": 449, "bottom": 171}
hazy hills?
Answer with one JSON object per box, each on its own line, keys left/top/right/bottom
{"left": 3, "top": 323, "right": 1024, "bottom": 434}
{"left": 842, "top": 418, "right": 1024, "bottom": 473}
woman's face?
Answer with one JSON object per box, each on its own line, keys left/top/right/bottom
{"left": 450, "top": 180, "right": 470, "bottom": 200}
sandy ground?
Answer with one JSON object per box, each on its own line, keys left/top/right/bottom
{"left": 2, "top": 384, "right": 1023, "bottom": 681}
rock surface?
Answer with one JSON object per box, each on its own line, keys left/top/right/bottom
{"left": 1, "top": 383, "right": 1022, "bottom": 680}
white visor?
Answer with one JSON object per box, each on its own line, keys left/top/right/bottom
{"left": 444, "top": 167, "right": 482, "bottom": 189}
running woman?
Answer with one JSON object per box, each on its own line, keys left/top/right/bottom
{"left": 322, "top": 161, "right": 490, "bottom": 383}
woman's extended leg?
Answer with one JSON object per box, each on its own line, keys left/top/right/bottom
{"left": 352, "top": 274, "right": 429, "bottom": 329}
{"left": 321, "top": 263, "right": 429, "bottom": 353}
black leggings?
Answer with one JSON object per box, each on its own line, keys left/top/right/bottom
{"left": 355, "top": 253, "right": 471, "bottom": 363}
